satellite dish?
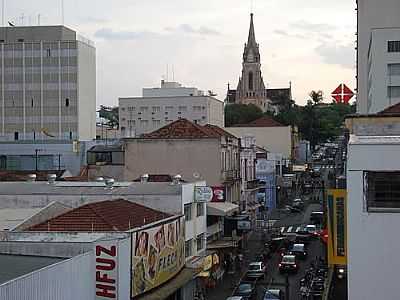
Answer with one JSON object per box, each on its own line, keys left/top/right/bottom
{"left": 193, "top": 172, "right": 201, "bottom": 179}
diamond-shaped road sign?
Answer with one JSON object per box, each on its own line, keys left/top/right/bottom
{"left": 331, "top": 84, "right": 354, "bottom": 104}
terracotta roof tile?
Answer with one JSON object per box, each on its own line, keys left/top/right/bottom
{"left": 204, "top": 124, "right": 238, "bottom": 139}
{"left": 142, "top": 119, "right": 220, "bottom": 139}
{"left": 0, "top": 170, "right": 65, "bottom": 182}
{"left": 379, "top": 102, "right": 400, "bottom": 114}
{"left": 231, "top": 115, "right": 285, "bottom": 127}
{"left": 28, "top": 199, "right": 171, "bottom": 232}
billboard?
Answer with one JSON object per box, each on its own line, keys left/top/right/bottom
{"left": 194, "top": 186, "right": 213, "bottom": 202}
{"left": 210, "top": 186, "right": 225, "bottom": 202}
{"left": 131, "top": 216, "right": 185, "bottom": 297}
{"left": 256, "top": 159, "right": 276, "bottom": 210}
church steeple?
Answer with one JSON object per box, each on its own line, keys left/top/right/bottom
{"left": 247, "top": 13, "right": 256, "bottom": 46}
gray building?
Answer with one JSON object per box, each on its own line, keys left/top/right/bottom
{"left": 0, "top": 26, "right": 96, "bottom": 141}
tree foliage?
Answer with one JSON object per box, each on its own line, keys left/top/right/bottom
{"left": 98, "top": 105, "right": 119, "bottom": 128}
{"left": 225, "top": 104, "right": 263, "bottom": 127}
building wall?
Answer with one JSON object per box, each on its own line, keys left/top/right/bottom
{"left": 124, "top": 138, "right": 221, "bottom": 185}
{"left": 226, "top": 126, "right": 293, "bottom": 159}
{"left": 0, "top": 26, "right": 95, "bottom": 141}
{"left": 119, "top": 96, "right": 224, "bottom": 137}
{"left": 357, "top": 0, "right": 400, "bottom": 114}
{"left": 0, "top": 251, "right": 94, "bottom": 300}
{"left": 77, "top": 41, "right": 96, "bottom": 140}
{"left": 347, "top": 141, "right": 400, "bottom": 300}
{"left": 367, "top": 28, "right": 400, "bottom": 113}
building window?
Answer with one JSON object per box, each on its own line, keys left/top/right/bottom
{"left": 184, "top": 203, "right": 192, "bottom": 221}
{"left": 140, "top": 120, "right": 148, "bottom": 126}
{"left": 388, "top": 41, "right": 400, "bottom": 53}
{"left": 46, "top": 49, "right": 51, "bottom": 57}
{"left": 185, "top": 239, "right": 192, "bottom": 258}
{"left": 365, "top": 171, "right": 400, "bottom": 211}
{"left": 178, "top": 106, "right": 187, "bottom": 111}
{"left": 127, "top": 120, "right": 135, "bottom": 126}
{"left": 140, "top": 106, "right": 148, "bottom": 112}
{"left": 152, "top": 120, "right": 161, "bottom": 127}
{"left": 336, "top": 197, "right": 345, "bottom": 256}
{"left": 128, "top": 106, "right": 135, "bottom": 112}
{"left": 196, "top": 233, "right": 205, "bottom": 251}
{"left": 69, "top": 131, "right": 73, "bottom": 140}
{"left": 152, "top": 106, "right": 161, "bottom": 113}
{"left": 196, "top": 202, "right": 205, "bottom": 217}
{"left": 65, "top": 98, "right": 69, "bottom": 107}
{"left": 388, "top": 64, "right": 400, "bottom": 76}
{"left": 14, "top": 132, "right": 18, "bottom": 141}
{"left": 388, "top": 86, "right": 400, "bottom": 98}
{"left": 248, "top": 72, "right": 254, "bottom": 91}
{"left": 193, "top": 105, "right": 202, "bottom": 112}
{"left": 31, "top": 98, "right": 34, "bottom": 107}
{"left": 165, "top": 106, "right": 173, "bottom": 110}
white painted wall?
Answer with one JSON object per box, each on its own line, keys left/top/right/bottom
{"left": 367, "top": 28, "right": 400, "bottom": 113}
{"left": 357, "top": 0, "right": 400, "bottom": 114}
{"left": 347, "top": 139, "right": 400, "bottom": 300}
{"left": 77, "top": 41, "right": 96, "bottom": 140}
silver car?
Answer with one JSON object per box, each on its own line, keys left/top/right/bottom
{"left": 246, "top": 262, "right": 266, "bottom": 279}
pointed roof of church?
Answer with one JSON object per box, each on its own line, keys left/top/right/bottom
{"left": 247, "top": 13, "right": 256, "bottom": 46}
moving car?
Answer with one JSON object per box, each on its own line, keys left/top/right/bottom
{"left": 305, "top": 224, "right": 318, "bottom": 237}
{"left": 279, "top": 255, "right": 298, "bottom": 274}
{"left": 263, "top": 289, "right": 283, "bottom": 300}
{"left": 233, "top": 281, "right": 256, "bottom": 300}
{"left": 246, "top": 262, "right": 266, "bottom": 280}
{"left": 287, "top": 243, "right": 307, "bottom": 259}
{"left": 310, "top": 211, "right": 324, "bottom": 225}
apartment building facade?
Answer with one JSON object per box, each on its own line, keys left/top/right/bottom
{"left": 0, "top": 26, "right": 96, "bottom": 141}
{"left": 119, "top": 81, "right": 224, "bottom": 137}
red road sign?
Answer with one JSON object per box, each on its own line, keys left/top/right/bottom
{"left": 331, "top": 84, "right": 354, "bottom": 104}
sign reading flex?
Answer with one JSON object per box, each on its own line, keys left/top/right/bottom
{"left": 95, "top": 241, "right": 118, "bottom": 299}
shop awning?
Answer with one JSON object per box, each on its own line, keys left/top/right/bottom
{"left": 207, "top": 202, "right": 239, "bottom": 216}
{"left": 136, "top": 268, "right": 195, "bottom": 300}
{"left": 206, "top": 237, "right": 242, "bottom": 249}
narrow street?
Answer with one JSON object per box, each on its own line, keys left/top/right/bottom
{"left": 208, "top": 184, "right": 325, "bottom": 300}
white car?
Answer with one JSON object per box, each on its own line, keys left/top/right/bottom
{"left": 246, "top": 262, "right": 266, "bottom": 279}
{"left": 305, "top": 224, "right": 317, "bottom": 236}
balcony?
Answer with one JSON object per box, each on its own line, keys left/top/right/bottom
{"left": 221, "top": 169, "right": 241, "bottom": 182}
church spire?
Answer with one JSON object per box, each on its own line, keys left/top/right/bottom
{"left": 247, "top": 13, "right": 256, "bottom": 46}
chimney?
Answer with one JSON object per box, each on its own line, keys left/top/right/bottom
{"left": 47, "top": 174, "right": 57, "bottom": 184}
{"left": 27, "top": 174, "right": 37, "bottom": 182}
{"left": 173, "top": 174, "right": 182, "bottom": 185}
{"left": 141, "top": 174, "right": 149, "bottom": 183}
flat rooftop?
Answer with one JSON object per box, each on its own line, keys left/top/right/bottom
{"left": 0, "top": 254, "right": 64, "bottom": 284}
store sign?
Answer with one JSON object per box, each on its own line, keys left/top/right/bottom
{"left": 95, "top": 241, "right": 118, "bottom": 299}
{"left": 131, "top": 216, "right": 185, "bottom": 297}
{"left": 237, "top": 220, "right": 251, "bottom": 231}
{"left": 211, "top": 186, "right": 225, "bottom": 202}
{"left": 194, "top": 186, "right": 213, "bottom": 202}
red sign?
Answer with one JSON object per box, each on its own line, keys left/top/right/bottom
{"left": 331, "top": 84, "right": 354, "bottom": 104}
{"left": 95, "top": 242, "right": 118, "bottom": 299}
{"left": 211, "top": 186, "right": 225, "bottom": 202}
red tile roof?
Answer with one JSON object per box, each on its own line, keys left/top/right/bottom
{"left": 379, "top": 102, "right": 400, "bottom": 114}
{"left": 204, "top": 124, "right": 238, "bottom": 139}
{"left": 231, "top": 116, "right": 285, "bottom": 127}
{"left": 142, "top": 118, "right": 220, "bottom": 139}
{"left": 132, "top": 174, "right": 187, "bottom": 183}
{"left": 0, "top": 170, "right": 65, "bottom": 182}
{"left": 28, "top": 199, "right": 171, "bottom": 232}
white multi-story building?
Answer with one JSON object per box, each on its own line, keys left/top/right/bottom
{"left": 119, "top": 81, "right": 224, "bottom": 137}
{"left": 346, "top": 106, "right": 400, "bottom": 299}
{"left": 367, "top": 28, "right": 400, "bottom": 113}
{"left": 0, "top": 26, "right": 96, "bottom": 141}
{"left": 357, "top": 0, "right": 400, "bottom": 114}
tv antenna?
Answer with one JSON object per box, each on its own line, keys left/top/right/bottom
{"left": 61, "top": 0, "right": 64, "bottom": 25}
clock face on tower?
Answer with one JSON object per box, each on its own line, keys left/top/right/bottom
{"left": 247, "top": 52, "right": 254, "bottom": 62}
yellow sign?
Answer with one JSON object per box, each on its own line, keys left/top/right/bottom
{"left": 203, "top": 255, "right": 213, "bottom": 271}
{"left": 131, "top": 216, "right": 185, "bottom": 297}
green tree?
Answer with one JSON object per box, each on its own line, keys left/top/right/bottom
{"left": 309, "top": 90, "right": 324, "bottom": 105}
{"left": 225, "top": 104, "right": 263, "bottom": 127}
{"left": 98, "top": 105, "right": 119, "bottom": 128}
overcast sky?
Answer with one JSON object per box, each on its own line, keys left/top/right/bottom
{"left": 7, "top": 0, "right": 356, "bottom": 107}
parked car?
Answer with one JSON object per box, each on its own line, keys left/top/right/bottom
{"left": 263, "top": 289, "right": 283, "bottom": 300}
{"left": 246, "top": 262, "right": 266, "bottom": 280}
{"left": 233, "top": 281, "right": 257, "bottom": 300}
{"left": 304, "top": 224, "right": 318, "bottom": 237}
{"left": 279, "top": 255, "right": 298, "bottom": 274}
{"left": 287, "top": 243, "right": 307, "bottom": 259}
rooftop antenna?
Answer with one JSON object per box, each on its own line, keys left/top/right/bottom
{"left": 61, "top": 0, "right": 64, "bottom": 25}
{"left": 37, "top": 14, "right": 41, "bottom": 26}
{"left": 166, "top": 64, "right": 169, "bottom": 81}
{"left": 172, "top": 65, "right": 175, "bottom": 81}
{"left": 2, "top": 0, "right": 4, "bottom": 27}
{"left": 20, "top": 13, "right": 25, "bottom": 26}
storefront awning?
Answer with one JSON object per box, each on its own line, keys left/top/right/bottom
{"left": 207, "top": 202, "right": 239, "bottom": 216}
{"left": 136, "top": 268, "right": 195, "bottom": 300}
{"left": 206, "top": 237, "right": 242, "bottom": 249}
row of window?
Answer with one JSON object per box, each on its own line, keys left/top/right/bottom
{"left": 184, "top": 202, "right": 205, "bottom": 221}
{"left": 0, "top": 49, "right": 78, "bottom": 58}
{"left": 12, "top": 130, "right": 74, "bottom": 141}
{"left": 388, "top": 63, "right": 400, "bottom": 76}
{"left": 388, "top": 41, "right": 400, "bottom": 53}
{"left": 1, "top": 98, "right": 72, "bottom": 108}
{"left": 3, "top": 82, "right": 77, "bottom": 91}
{"left": 388, "top": 86, "right": 400, "bottom": 98}
{"left": 123, "top": 105, "right": 206, "bottom": 112}
{"left": 184, "top": 233, "right": 205, "bottom": 258}
{"left": 3, "top": 66, "right": 77, "bottom": 74}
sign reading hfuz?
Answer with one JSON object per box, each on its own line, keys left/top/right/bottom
{"left": 95, "top": 241, "right": 118, "bottom": 299}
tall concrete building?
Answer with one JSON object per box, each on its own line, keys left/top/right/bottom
{"left": 357, "top": 0, "right": 400, "bottom": 114}
{"left": 119, "top": 80, "right": 224, "bottom": 137}
{"left": 0, "top": 26, "right": 96, "bottom": 141}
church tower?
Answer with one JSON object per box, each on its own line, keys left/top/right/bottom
{"left": 235, "top": 13, "right": 268, "bottom": 111}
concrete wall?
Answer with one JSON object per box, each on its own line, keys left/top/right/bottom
{"left": 347, "top": 141, "right": 400, "bottom": 300}
{"left": 0, "top": 241, "right": 92, "bottom": 257}
{"left": 77, "top": 41, "right": 96, "bottom": 140}
{"left": 0, "top": 251, "right": 94, "bottom": 300}
{"left": 119, "top": 96, "right": 224, "bottom": 137}
{"left": 124, "top": 138, "right": 222, "bottom": 185}
{"left": 226, "top": 126, "right": 292, "bottom": 159}
{"left": 368, "top": 28, "right": 400, "bottom": 113}
{"left": 87, "top": 164, "right": 124, "bottom": 181}
{"left": 357, "top": 0, "right": 400, "bottom": 114}
{"left": 0, "top": 26, "right": 76, "bottom": 42}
